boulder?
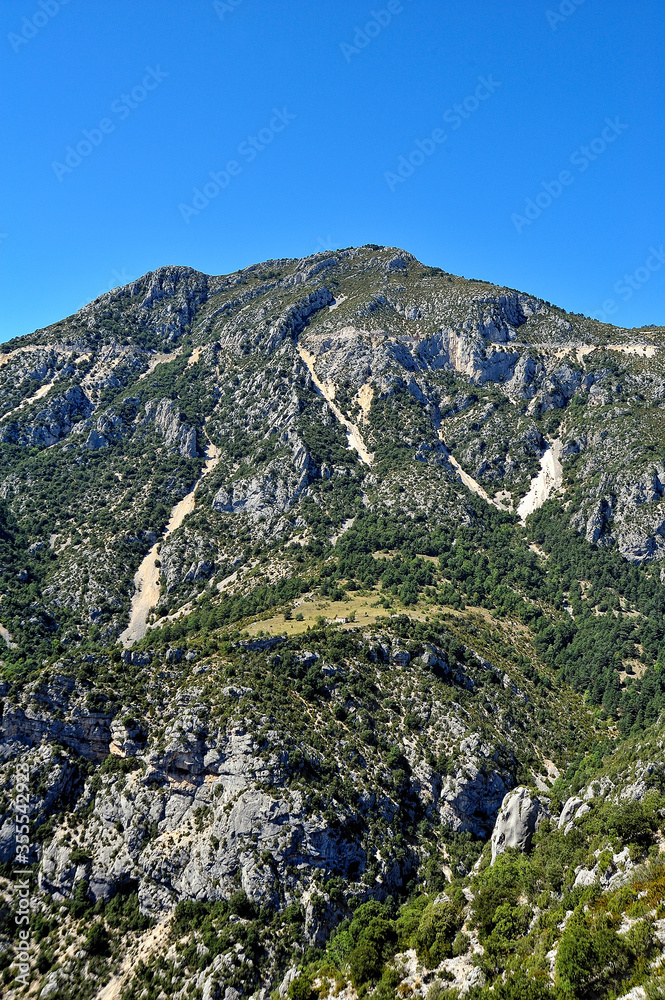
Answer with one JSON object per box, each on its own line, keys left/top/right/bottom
{"left": 558, "top": 795, "right": 584, "bottom": 829}
{"left": 558, "top": 796, "right": 591, "bottom": 834}
{"left": 237, "top": 637, "right": 285, "bottom": 652}
{"left": 295, "top": 650, "right": 318, "bottom": 667}
{"left": 573, "top": 867, "right": 598, "bottom": 888}
{"left": 278, "top": 968, "right": 298, "bottom": 997}
{"left": 85, "top": 428, "right": 108, "bottom": 450}
{"left": 122, "top": 650, "right": 152, "bottom": 666}
{"left": 490, "top": 787, "right": 548, "bottom": 864}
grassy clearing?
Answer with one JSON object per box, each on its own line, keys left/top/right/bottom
{"left": 246, "top": 594, "right": 396, "bottom": 636}
{"left": 243, "top": 583, "right": 544, "bottom": 639}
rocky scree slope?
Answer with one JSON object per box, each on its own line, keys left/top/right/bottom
{"left": 0, "top": 247, "right": 663, "bottom": 657}
{"left": 1, "top": 246, "right": 665, "bottom": 999}
{"left": 0, "top": 611, "right": 594, "bottom": 1000}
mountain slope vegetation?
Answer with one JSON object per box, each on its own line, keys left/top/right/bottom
{"left": 2, "top": 246, "right": 665, "bottom": 1000}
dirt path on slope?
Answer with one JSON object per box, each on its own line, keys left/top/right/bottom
{"left": 516, "top": 438, "right": 563, "bottom": 523}
{"left": 137, "top": 351, "right": 181, "bottom": 381}
{"left": 0, "top": 379, "right": 57, "bottom": 423}
{"left": 297, "top": 345, "right": 374, "bottom": 465}
{"left": 434, "top": 431, "right": 508, "bottom": 511}
{"left": 119, "top": 436, "right": 220, "bottom": 647}
{"left": 95, "top": 918, "right": 171, "bottom": 1000}
{"left": 446, "top": 452, "right": 495, "bottom": 505}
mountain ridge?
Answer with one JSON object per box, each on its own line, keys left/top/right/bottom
{"left": 3, "top": 245, "right": 665, "bottom": 1000}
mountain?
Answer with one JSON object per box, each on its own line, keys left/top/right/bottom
{"left": 2, "top": 245, "right": 665, "bottom": 1000}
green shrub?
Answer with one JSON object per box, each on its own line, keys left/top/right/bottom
{"left": 228, "top": 890, "right": 257, "bottom": 919}
{"left": 606, "top": 797, "right": 659, "bottom": 846}
{"left": 479, "top": 972, "right": 553, "bottom": 1000}
{"left": 451, "top": 931, "right": 469, "bottom": 956}
{"left": 84, "top": 921, "right": 108, "bottom": 955}
{"left": 472, "top": 852, "right": 529, "bottom": 940}
{"left": 414, "top": 900, "right": 461, "bottom": 964}
{"left": 288, "top": 972, "right": 315, "bottom": 1000}
{"left": 555, "top": 912, "right": 629, "bottom": 996}
{"left": 69, "top": 879, "right": 92, "bottom": 919}
{"left": 396, "top": 894, "right": 429, "bottom": 948}
{"left": 625, "top": 918, "right": 656, "bottom": 966}
{"left": 70, "top": 847, "right": 91, "bottom": 865}
{"left": 485, "top": 902, "right": 531, "bottom": 959}
{"left": 344, "top": 901, "right": 398, "bottom": 985}
{"left": 375, "top": 967, "right": 402, "bottom": 1000}
{"left": 99, "top": 754, "right": 142, "bottom": 776}
{"left": 350, "top": 940, "right": 383, "bottom": 986}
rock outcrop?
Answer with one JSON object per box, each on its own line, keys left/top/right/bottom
{"left": 38, "top": 726, "right": 370, "bottom": 916}
{"left": 1, "top": 385, "right": 94, "bottom": 447}
{"left": 439, "top": 762, "right": 512, "bottom": 839}
{"left": 143, "top": 398, "right": 198, "bottom": 457}
{"left": 490, "top": 787, "right": 549, "bottom": 864}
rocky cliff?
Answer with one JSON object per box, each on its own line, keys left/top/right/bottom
{"left": 2, "top": 246, "right": 665, "bottom": 1000}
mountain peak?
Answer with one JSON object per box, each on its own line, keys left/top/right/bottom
{"left": 3, "top": 248, "right": 665, "bottom": 1000}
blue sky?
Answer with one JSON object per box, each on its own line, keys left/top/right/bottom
{"left": 1, "top": 0, "right": 663, "bottom": 340}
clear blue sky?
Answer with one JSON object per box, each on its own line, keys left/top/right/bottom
{"left": 1, "top": 0, "right": 663, "bottom": 340}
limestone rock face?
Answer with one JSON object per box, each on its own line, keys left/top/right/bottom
{"left": 558, "top": 796, "right": 585, "bottom": 829}
{"left": 143, "top": 398, "right": 198, "bottom": 457}
{"left": 0, "top": 743, "right": 82, "bottom": 863}
{"left": 2, "top": 637, "right": 534, "bottom": 927}
{"left": 490, "top": 787, "right": 549, "bottom": 864}
{"left": 1, "top": 703, "right": 112, "bottom": 761}
{"left": 212, "top": 464, "right": 309, "bottom": 521}
{"left": 1, "top": 386, "right": 94, "bottom": 448}
{"left": 37, "top": 726, "right": 370, "bottom": 916}
{"left": 264, "top": 286, "right": 335, "bottom": 352}
{"left": 440, "top": 764, "right": 512, "bottom": 839}
{"left": 212, "top": 434, "right": 317, "bottom": 521}
{"left": 95, "top": 265, "right": 211, "bottom": 342}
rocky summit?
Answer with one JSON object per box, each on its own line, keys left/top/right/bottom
{"left": 3, "top": 245, "right": 665, "bottom": 1000}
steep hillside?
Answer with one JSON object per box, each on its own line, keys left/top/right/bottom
{"left": 2, "top": 246, "right": 665, "bottom": 1000}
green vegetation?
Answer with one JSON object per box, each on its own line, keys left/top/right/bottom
{"left": 4, "top": 246, "right": 665, "bottom": 999}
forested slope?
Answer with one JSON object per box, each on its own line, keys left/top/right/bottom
{"left": 2, "top": 247, "right": 665, "bottom": 999}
